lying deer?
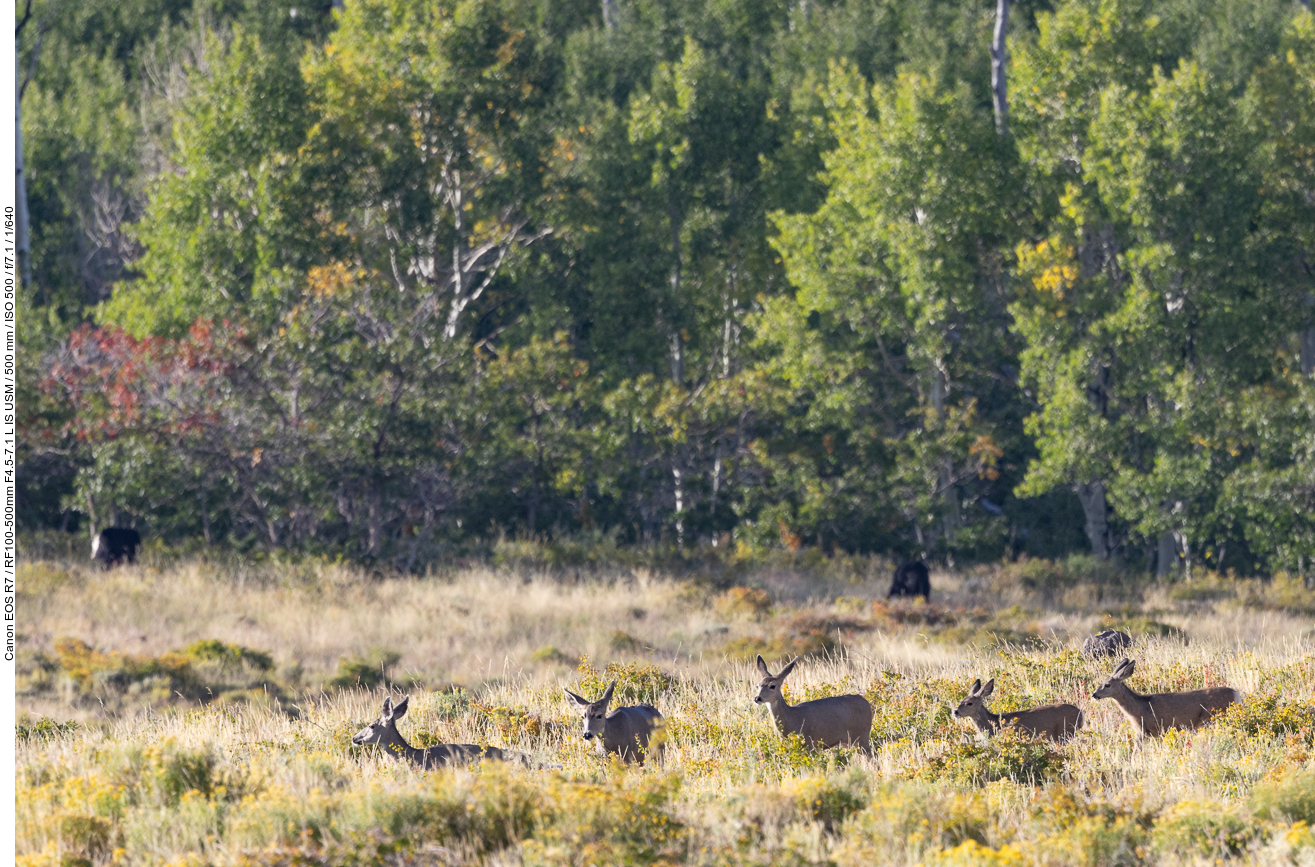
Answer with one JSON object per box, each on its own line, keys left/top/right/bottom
{"left": 1092, "top": 658, "right": 1241, "bottom": 737}
{"left": 754, "top": 655, "right": 873, "bottom": 751}
{"left": 352, "top": 695, "right": 520, "bottom": 769}
{"left": 563, "top": 681, "right": 665, "bottom": 765}
{"left": 953, "top": 677, "right": 1084, "bottom": 742}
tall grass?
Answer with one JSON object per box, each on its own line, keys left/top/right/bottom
{"left": 15, "top": 550, "right": 1315, "bottom": 865}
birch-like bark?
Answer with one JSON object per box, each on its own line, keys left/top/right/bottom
{"left": 1075, "top": 479, "right": 1110, "bottom": 560}
{"left": 990, "top": 0, "right": 1011, "bottom": 137}
{"left": 1301, "top": 317, "right": 1315, "bottom": 377}
{"left": 1156, "top": 531, "right": 1178, "bottom": 578}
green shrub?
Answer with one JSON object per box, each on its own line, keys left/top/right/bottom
{"left": 1151, "top": 800, "right": 1257, "bottom": 860}
{"left": 1241, "top": 572, "right": 1315, "bottom": 616}
{"left": 714, "top": 630, "right": 836, "bottom": 663}
{"left": 1029, "top": 789, "right": 1152, "bottom": 867}
{"left": 575, "top": 658, "right": 675, "bottom": 705}
{"left": 936, "top": 606, "right": 1048, "bottom": 650}
{"left": 923, "top": 840, "right": 1028, "bottom": 867}
{"left": 607, "top": 630, "right": 645, "bottom": 652}
{"left": 326, "top": 650, "right": 402, "bottom": 690}
{"left": 714, "top": 586, "right": 773, "bottom": 619}
{"left": 530, "top": 645, "right": 572, "bottom": 664}
{"left": 1097, "top": 611, "right": 1185, "bottom": 642}
{"left": 184, "top": 639, "right": 274, "bottom": 673}
{"left": 1252, "top": 768, "right": 1315, "bottom": 824}
{"left": 838, "top": 784, "right": 988, "bottom": 865}
{"left": 17, "top": 718, "right": 81, "bottom": 741}
{"left": 866, "top": 672, "right": 961, "bottom": 744}
{"left": 914, "top": 729, "right": 1067, "bottom": 786}
{"left": 523, "top": 774, "right": 685, "bottom": 866}
{"left": 1168, "top": 571, "right": 1236, "bottom": 602}
{"left": 1219, "top": 692, "right": 1315, "bottom": 742}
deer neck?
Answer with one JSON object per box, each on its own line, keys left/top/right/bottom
{"left": 600, "top": 715, "right": 625, "bottom": 749}
{"left": 765, "top": 693, "right": 803, "bottom": 734}
{"left": 381, "top": 725, "right": 429, "bottom": 765}
{"left": 973, "top": 706, "right": 1002, "bottom": 733}
{"left": 1110, "top": 681, "right": 1153, "bottom": 722}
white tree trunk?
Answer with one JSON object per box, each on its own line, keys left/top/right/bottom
{"left": 991, "top": 0, "right": 1011, "bottom": 136}
{"left": 1075, "top": 480, "right": 1110, "bottom": 560}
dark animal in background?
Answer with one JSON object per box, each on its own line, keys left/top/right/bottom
{"left": 888, "top": 560, "right": 931, "bottom": 600}
{"left": 91, "top": 528, "right": 141, "bottom": 568}
{"left": 1082, "top": 629, "right": 1132, "bottom": 659}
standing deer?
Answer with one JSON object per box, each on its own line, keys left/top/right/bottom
{"left": 952, "top": 677, "right": 1084, "bottom": 742}
{"left": 753, "top": 656, "right": 873, "bottom": 751}
{"left": 1092, "top": 658, "right": 1241, "bottom": 737}
{"left": 563, "top": 681, "right": 665, "bottom": 765}
{"left": 352, "top": 695, "right": 517, "bottom": 768}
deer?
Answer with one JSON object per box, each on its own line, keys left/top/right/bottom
{"left": 352, "top": 695, "right": 521, "bottom": 769}
{"left": 562, "top": 681, "right": 665, "bottom": 765}
{"left": 952, "top": 677, "right": 1084, "bottom": 742}
{"left": 1092, "top": 658, "right": 1242, "bottom": 738}
{"left": 753, "top": 655, "right": 873, "bottom": 751}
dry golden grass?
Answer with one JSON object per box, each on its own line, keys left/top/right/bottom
{"left": 15, "top": 551, "right": 1315, "bottom": 866}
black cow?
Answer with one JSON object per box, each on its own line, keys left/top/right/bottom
{"left": 888, "top": 560, "right": 931, "bottom": 600}
{"left": 91, "top": 528, "right": 141, "bottom": 569}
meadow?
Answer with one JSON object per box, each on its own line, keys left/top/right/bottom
{"left": 14, "top": 543, "right": 1315, "bottom": 866}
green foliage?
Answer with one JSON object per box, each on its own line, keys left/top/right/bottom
{"left": 1151, "top": 799, "right": 1258, "bottom": 860}
{"left": 20, "top": 0, "right": 1315, "bottom": 580}
{"left": 1252, "top": 768, "right": 1315, "bottom": 825}
{"left": 17, "top": 718, "right": 82, "bottom": 741}
{"left": 914, "top": 729, "right": 1068, "bottom": 786}
{"left": 326, "top": 650, "right": 403, "bottom": 691}
{"left": 793, "top": 772, "right": 869, "bottom": 831}
{"left": 183, "top": 639, "right": 274, "bottom": 673}
{"left": 1029, "top": 789, "right": 1153, "bottom": 867}
{"left": 574, "top": 658, "right": 676, "bottom": 706}
{"left": 42, "top": 635, "right": 291, "bottom": 714}
{"left": 523, "top": 775, "right": 685, "bottom": 866}
{"left": 842, "top": 784, "right": 990, "bottom": 864}
{"left": 1219, "top": 692, "right": 1315, "bottom": 743}
{"left": 714, "top": 586, "right": 774, "bottom": 620}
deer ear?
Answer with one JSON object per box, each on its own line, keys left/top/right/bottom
{"left": 756, "top": 655, "right": 771, "bottom": 677}
{"left": 600, "top": 681, "right": 616, "bottom": 706}
{"left": 969, "top": 678, "right": 982, "bottom": 697}
{"left": 980, "top": 678, "right": 995, "bottom": 698}
{"left": 1118, "top": 659, "right": 1136, "bottom": 679}
{"left": 778, "top": 657, "right": 799, "bottom": 679}
{"left": 392, "top": 695, "right": 410, "bottom": 719}
{"left": 563, "top": 688, "right": 588, "bottom": 708}
{"left": 381, "top": 696, "right": 395, "bottom": 720}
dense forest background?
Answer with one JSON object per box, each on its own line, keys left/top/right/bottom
{"left": 16, "top": 0, "right": 1315, "bottom": 575}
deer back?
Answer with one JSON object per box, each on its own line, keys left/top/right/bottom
{"left": 1000, "top": 704, "right": 1084, "bottom": 742}
{"left": 778, "top": 694, "right": 874, "bottom": 748}
{"left": 1138, "top": 686, "right": 1240, "bottom": 735}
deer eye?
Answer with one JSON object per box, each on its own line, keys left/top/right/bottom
{"left": 770, "top": 684, "right": 776, "bottom": 690}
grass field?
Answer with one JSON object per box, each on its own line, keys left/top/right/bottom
{"left": 14, "top": 547, "right": 1315, "bottom": 866}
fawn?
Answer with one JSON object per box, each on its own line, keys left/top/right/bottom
{"left": 953, "top": 677, "right": 1083, "bottom": 742}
